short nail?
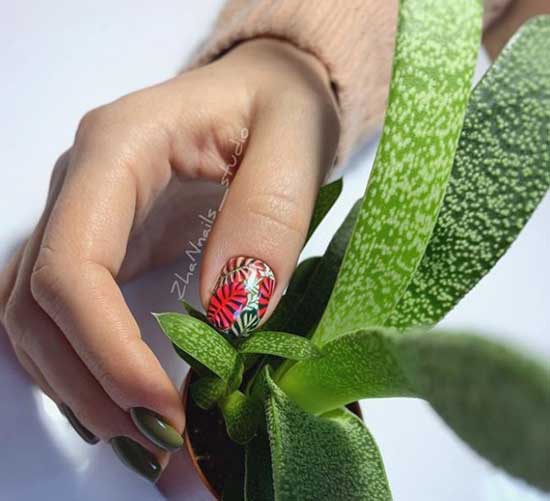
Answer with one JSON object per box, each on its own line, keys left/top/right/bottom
{"left": 110, "top": 436, "right": 161, "bottom": 483}
{"left": 58, "top": 403, "right": 99, "bottom": 445}
{"left": 130, "top": 407, "right": 183, "bottom": 452}
{"left": 207, "top": 256, "right": 276, "bottom": 337}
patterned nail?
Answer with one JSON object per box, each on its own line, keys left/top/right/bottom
{"left": 207, "top": 256, "right": 276, "bottom": 337}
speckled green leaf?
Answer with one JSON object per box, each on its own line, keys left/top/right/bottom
{"left": 245, "top": 256, "right": 322, "bottom": 382}
{"left": 306, "top": 178, "right": 343, "bottom": 243}
{"left": 286, "top": 257, "right": 321, "bottom": 295}
{"left": 261, "top": 200, "right": 360, "bottom": 339}
{"left": 221, "top": 390, "right": 263, "bottom": 445}
{"left": 239, "top": 331, "right": 320, "bottom": 360}
{"left": 279, "top": 328, "right": 550, "bottom": 491}
{"left": 190, "top": 375, "right": 227, "bottom": 409}
{"left": 259, "top": 292, "right": 300, "bottom": 336}
{"left": 291, "top": 199, "right": 362, "bottom": 336}
{"left": 174, "top": 302, "right": 212, "bottom": 375}
{"left": 265, "top": 371, "right": 392, "bottom": 500}
{"left": 313, "top": 0, "right": 483, "bottom": 346}
{"left": 245, "top": 433, "right": 274, "bottom": 501}
{"left": 395, "top": 331, "right": 550, "bottom": 492}
{"left": 172, "top": 344, "right": 212, "bottom": 376}
{"left": 261, "top": 257, "right": 320, "bottom": 332}
{"left": 154, "top": 313, "right": 239, "bottom": 382}
{"left": 278, "top": 329, "right": 413, "bottom": 414}
{"left": 388, "top": 17, "right": 550, "bottom": 329}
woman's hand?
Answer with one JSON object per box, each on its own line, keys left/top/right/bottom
{"left": 0, "top": 39, "right": 339, "bottom": 481}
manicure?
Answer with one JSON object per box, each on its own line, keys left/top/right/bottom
{"left": 130, "top": 407, "right": 183, "bottom": 452}
{"left": 58, "top": 403, "right": 99, "bottom": 445}
{"left": 207, "top": 256, "right": 276, "bottom": 337}
{"left": 110, "top": 436, "right": 161, "bottom": 483}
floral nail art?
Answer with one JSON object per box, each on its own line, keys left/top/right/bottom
{"left": 207, "top": 257, "right": 276, "bottom": 337}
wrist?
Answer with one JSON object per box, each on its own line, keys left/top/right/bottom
{"left": 219, "top": 37, "right": 339, "bottom": 121}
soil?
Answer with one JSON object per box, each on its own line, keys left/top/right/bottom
{"left": 186, "top": 373, "right": 244, "bottom": 498}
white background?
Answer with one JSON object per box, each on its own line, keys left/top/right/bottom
{"left": 1, "top": 1, "right": 549, "bottom": 500}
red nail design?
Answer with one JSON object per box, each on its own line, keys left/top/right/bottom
{"left": 207, "top": 257, "right": 276, "bottom": 337}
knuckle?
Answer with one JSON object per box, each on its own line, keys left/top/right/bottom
{"left": 0, "top": 270, "right": 18, "bottom": 326}
{"left": 47, "top": 151, "right": 71, "bottom": 200}
{"left": 3, "top": 297, "right": 22, "bottom": 337}
{"left": 76, "top": 106, "right": 110, "bottom": 139}
{"left": 245, "top": 190, "right": 309, "bottom": 238}
{"left": 75, "top": 105, "right": 130, "bottom": 152}
{"left": 73, "top": 102, "right": 158, "bottom": 173}
{"left": 51, "top": 150, "right": 70, "bottom": 181}
{"left": 53, "top": 149, "right": 71, "bottom": 173}
{"left": 4, "top": 295, "right": 32, "bottom": 349}
{"left": 30, "top": 253, "right": 65, "bottom": 316}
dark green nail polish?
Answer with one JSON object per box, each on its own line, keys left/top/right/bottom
{"left": 110, "top": 436, "right": 161, "bottom": 483}
{"left": 58, "top": 403, "right": 99, "bottom": 445}
{"left": 130, "top": 407, "right": 183, "bottom": 452}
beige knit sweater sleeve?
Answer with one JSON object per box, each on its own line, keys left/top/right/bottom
{"left": 192, "top": 0, "right": 512, "bottom": 166}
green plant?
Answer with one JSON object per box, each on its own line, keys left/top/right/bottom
{"left": 155, "top": 1, "right": 550, "bottom": 498}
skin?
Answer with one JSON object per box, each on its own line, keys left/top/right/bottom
{"left": 0, "top": 38, "right": 340, "bottom": 467}
{"left": 2, "top": 0, "right": 546, "bottom": 474}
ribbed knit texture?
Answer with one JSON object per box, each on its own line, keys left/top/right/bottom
{"left": 191, "top": 0, "right": 512, "bottom": 167}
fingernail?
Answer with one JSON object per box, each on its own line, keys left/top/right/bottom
{"left": 110, "top": 436, "right": 161, "bottom": 483}
{"left": 207, "top": 256, "right": 276, "bottom": 337}
{"left": 130, "top": 407, "right": 183, "bottom": 452}
{"left": 58, "top": 403, "right": 99, "bottom": 445}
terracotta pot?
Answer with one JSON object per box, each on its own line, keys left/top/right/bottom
{"left": 158, "top": 370, "right": 363, "bottom": 500}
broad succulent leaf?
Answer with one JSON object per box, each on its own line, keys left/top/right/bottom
{"left": 396, "top": 331, "right": 550, "bottom": 492}
{"left": 279, "top": 329, "right": 550, "bottom": 491}
{"left": 172, "top": 344, "right": 213, "bottom": 376}
{"left": 278, "top": 329, "right": 413, "bottom": 413}
{"left": 313, "top": 0, "right": 483, "bottom": 346}
{"left": 220, "top": 390, "right": 263, "bottom": 445}
{"left": 287, "top": 199, "right": 362, "bottom": 336}
{"left": 262, "top": 200, "right": 361, "bottom": 336}
{"left": 265, "top": 370, "right": 392, "bottom": 500}
{"left": 285, "top": 257, "right": 321, "bottom": 295}
{"left": 245, "top": 433, "right": 275, "bottom": 501}
{"left": 239, "top": 331, "right": 320, "bottom": 360}
{"left": 262, "top": 256, "right": 320, "bottom": 333}
{"left": 247, "top": 256, "right": 322, "bottom": 381}
{"left": 154, "top": 313, "right": 240, "bottom": 382}
{"left": 388, "top": 16, "right": 550, "bottom": 329}
{"left": 260, "top": 292, "right": 301, "bottom": 334}
{"left": 305, "top": 178, "right": 343, "bottom": 243}
{"left": 190, "top": 375, "right": 227, "bottom": 409}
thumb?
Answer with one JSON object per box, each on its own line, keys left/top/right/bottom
{"left": 200, "top": 89, "right": 339, "bottom": 336}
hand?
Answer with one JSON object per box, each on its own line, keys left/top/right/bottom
{"left": 0, "top": 38, "right": 339, "bottom": 481}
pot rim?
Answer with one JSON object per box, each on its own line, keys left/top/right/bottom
{"left": 182, "top": 369, "right": 364, "bottom": 500}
